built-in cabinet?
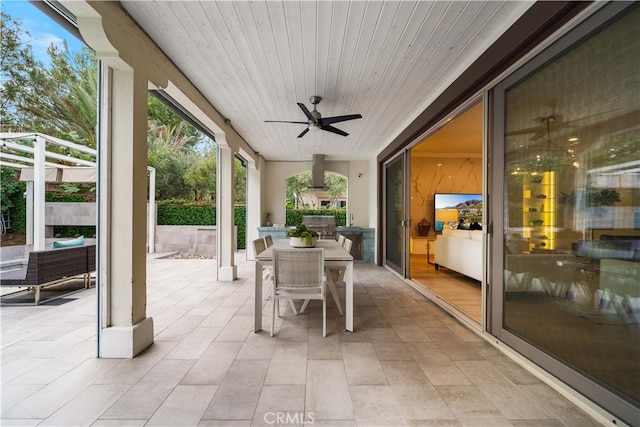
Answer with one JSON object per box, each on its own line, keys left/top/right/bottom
{"left": 522, "top": 171, "right": 557, "bottom": 250}
{"left": 339, "top": 233, "right": 363, "bottom": 260}
{"left": 337, "top": 227, "right": 374, "bottom": 262}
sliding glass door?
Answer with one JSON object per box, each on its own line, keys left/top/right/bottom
{"left": 384, "top": 152, "right": 409, "bottom": 276}
{"left": 490, "top": 3, "right": 639, "bottom": 422}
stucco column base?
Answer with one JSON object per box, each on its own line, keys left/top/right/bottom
{"left": 100, "top": 317, "right": 154, "bottom": 358}
{"left": 218, "top": 265, "right": 237, "bottom": 281}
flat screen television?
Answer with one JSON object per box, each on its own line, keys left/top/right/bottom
{"left": 434, "top": 193, "right": 483, "bottom": 231}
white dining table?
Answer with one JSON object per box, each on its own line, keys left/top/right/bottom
{"left": 254, "top": 239, "right": 354, "bottom": 333}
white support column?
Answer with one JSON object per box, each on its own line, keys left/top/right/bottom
{"left": 246, "top": 156, "right": 262, "bottom": 260}
{"left": 217, "top": 144, "right": 237, "bottom": 281}
{"left": 99, "top": 67, "right": 154, "bottom": 358}
{"left": 33, "top": 136, "right": 46, "bottom": 250}
{"left": 25, "top": 182, "right": 34, "bottom": 245}
{"left": 147, "top": 167, "right": 156, "bottom": 253}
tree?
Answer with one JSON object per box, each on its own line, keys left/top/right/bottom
{"left": 286, "top": 173, "right": 312, "bottom": 209}
{"left": 0, "top": 168, "right": 24, "bottom": 214}
{"left": 184, "top": 147, "right": 217, "bottom": 201}
{"left": 147, "top": 120, "right": 199, "bottom": 200}
{"left": 2, "top": 13, "right": 254, "bottom": 206}
{"left": 20, "top": 44, "right": 98, "bottom": 147}
{"left": 2, "top": 11, "right": 98, "bottom": 147}
{"left": 325, "top": 172, "right": 347, "bottom": 207}
{"left": 148, "top": 95, "right": 201, "bottom": 146}
{"left": 0, "top": 12, "right": 45, "bottom": 131}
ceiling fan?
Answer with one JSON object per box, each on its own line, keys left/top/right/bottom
{"left": 506, "top": 106, "right": 622, "bottom": 142}
{"left": 265, "top": 96, "right": 362, "bottom": 138}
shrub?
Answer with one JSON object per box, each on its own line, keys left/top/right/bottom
{"left": 286, "top": 209, "right": 346, "bottom": 227}
{"left": 156, "top": 202, "right": 247, "bottom": 249}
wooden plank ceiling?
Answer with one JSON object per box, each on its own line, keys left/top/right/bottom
{"left": 121, "top": 1, "right": 533, "bottom": 161}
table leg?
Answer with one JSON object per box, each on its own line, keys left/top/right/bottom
{"left": 255, "top": 261, "right": 263, "bottom": 332}
{"left": 325, "top": 267, "right": 344, "bottom": 315}
{"left": 345, "top": 262, "right": 353, "bottom": 332}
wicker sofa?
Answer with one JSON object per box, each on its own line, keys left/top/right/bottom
{"left": 0, "top": 245, "right": 96, "bottom": 305}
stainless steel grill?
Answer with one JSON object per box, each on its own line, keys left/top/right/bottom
{"left": 302, "top": 215, "right": 336, "bottom": 240}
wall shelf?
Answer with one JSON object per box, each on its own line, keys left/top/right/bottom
{"left": 522, "top": 172, "right": 557, "bottom": 250}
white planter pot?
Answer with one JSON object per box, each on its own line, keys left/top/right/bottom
{"left": 289, "top": 236, "right": 318, "bottom": 248}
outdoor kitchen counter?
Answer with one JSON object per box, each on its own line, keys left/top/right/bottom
{"left": 258, "top": 226, "right": 374, "bottom": 263}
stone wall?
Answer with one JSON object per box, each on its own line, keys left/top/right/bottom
{"left": 154, "top": 226, "right": 237, "bottom": 255}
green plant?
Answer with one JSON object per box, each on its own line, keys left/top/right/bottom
{"left": 588, "top": 189, "right": 621, "bottom": 207}
{"left": 286, "top": 224, "right": 318, "bottom": 246}
{"left": 587, "top": 189, "right": 621, "bottom": 218}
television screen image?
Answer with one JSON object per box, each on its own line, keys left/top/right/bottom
{"left": 434, "top": 193, "right": 483, "bottom": 231}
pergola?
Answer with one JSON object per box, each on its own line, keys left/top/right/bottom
{"left": 0, "top": 132, "right": 156, "bottom": 252}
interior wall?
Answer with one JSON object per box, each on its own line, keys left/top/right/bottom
{"left": 409, "top": 155, "right": 482, "bottom": 239}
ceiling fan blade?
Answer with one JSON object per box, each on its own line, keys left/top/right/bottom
{"left": 321, "top": 125, "right": 349, "bottom": 137}
{"left": 297, "top": 128, "right": 310, "bottom": 138}
{"left": 297, "top": 103, "right": 315, "bottom": 122}
{"left": 506, "top": 125, "right": 544, "bottom": 137}
{"left": 265, "top": 120, "right": 309, "bottom": 124}
{"left": 319, "top": 114, "right": 362, "bottom": 126}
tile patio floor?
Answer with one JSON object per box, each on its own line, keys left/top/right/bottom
{"left": 1, "top": 252, "right": 602, "bottom": 426}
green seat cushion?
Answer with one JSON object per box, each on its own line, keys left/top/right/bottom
{"left": 52, "top": 236, "right": 85, "bottom": 248}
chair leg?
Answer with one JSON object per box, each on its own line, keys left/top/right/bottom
{"left": 300, "top": 299, "right": 310, "bottom": 313}
{"left": 322, "top": 294, "right": 327, "bottom": 338}
{"left": 288, "top": 299, "right": 298, "bottom": 315}
{"left": 270, "top": 293, "right": 276, "bottom": 337}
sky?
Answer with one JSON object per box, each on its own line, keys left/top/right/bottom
{"left": 3, "top": 0, "right": 85, "bottom": 67}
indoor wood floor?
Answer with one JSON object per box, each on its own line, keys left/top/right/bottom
{"left": 410, "top": 254, "right": 482, "bottom": 324}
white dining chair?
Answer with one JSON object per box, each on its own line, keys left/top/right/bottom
{"left": 253, "top": 237, "right": 266, "bottom": 258}
{"left": 322, "top": 237, "right": 352, "bottom": 311}
{"left": 337, "top": 234, "right": 346, "bottom": 246}
{"left": 271, "top": 248, "right": 327, "bottom": 337}
{"left": 253, "top": 238, "right": 297, "bottom": 315}
{"left": 302, "top": 241, "right": 345, "bottom": 316}
{"left": 263, "top": 234, "right": 273, "bottom": 248}
{"left": 342, "top": 238, "right": 353, "bottom": 254}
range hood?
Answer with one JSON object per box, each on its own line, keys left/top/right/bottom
{"left": 311, "top": 154, "right": 326, "bottom": 189}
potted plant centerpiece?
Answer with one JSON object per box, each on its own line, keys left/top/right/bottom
{"left": 287, "top": 225, "right": 319, "bottom": 247}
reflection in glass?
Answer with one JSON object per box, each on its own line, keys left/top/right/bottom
{"left": 386, "top": 156, "right": 404, "bottom": 274}
{"left": 502, "top": 8, "right": 640, "bottom": 407}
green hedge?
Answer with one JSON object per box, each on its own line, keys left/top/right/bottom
{"left": 156, "top": 203, "right": 247, "bottom": 249}
{"left": 53, "top": 226, "right": 96, "bottom": 238}
{"left": 234, "top": 207, "right": 246, "bottom": 250}
{"left": 45, "top": 194, "right": 86, "bottom": 202}
{"left": 286, "top": 209, "right": 346, "bottom": 226}
{"left": 8, "top": 189, "right": 27, "bottom": 234}
{"left": 157, "top": 205, "right": 217, "bottom": 225}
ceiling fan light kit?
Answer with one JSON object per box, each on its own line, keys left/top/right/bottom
{"left": 265, "top": 95, "right": 362, "bottom": 138}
